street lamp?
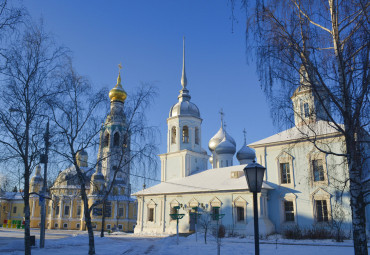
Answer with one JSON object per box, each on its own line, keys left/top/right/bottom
{"left": 211, "top": 206, "right": 225, "bottom": 255}
{"left": 39, "top": 119, "right": 49, "bottom": 248}
{"left": 243, "top": 161, "right": 266, "bottom": 255}
{"left": 169, "top": 206, "right": 184, "bottom": 245}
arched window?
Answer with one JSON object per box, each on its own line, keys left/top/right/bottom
{"left": 304, "top": 103, "right": 310, "bottom": 118}
{"left": 113, "top": 132, "right": 120, "bottom": 147}
{"left": 171, "top": 127, "right": 176, "bottom": 144}
{"left": 182, "top": 126, "right": 189, "bottom": 143}
{"left": 103, "top": 133, "right": 110, "bottom": 147}
{"left": 195, "top": 127, "right": 199, "bottom": 145}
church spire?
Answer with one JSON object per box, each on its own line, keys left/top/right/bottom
{"left": 177, "top": 37, "right": 191, "bottom": 102}
{"left": 181, "top": 37, "right": 187, "bottom": 89}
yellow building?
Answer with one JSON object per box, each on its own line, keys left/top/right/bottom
{"left": 0, "top": 68, "right": 137, "bottom": 232}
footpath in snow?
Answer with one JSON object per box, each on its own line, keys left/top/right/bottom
{"left": 0, "top": 230, "right": 364, "bottom": 255}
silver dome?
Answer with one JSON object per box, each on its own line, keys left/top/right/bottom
{"left": 169, "top": 99, "right": 200, "bottom": 118}
{"left": 208, "top": 126, "right": 236, "bottom": 151}
{"left": 236, "top": 144, "right": 255, "bottom": 161}
{"left": 215, "top": 137, "right": 236, "bottom": 154}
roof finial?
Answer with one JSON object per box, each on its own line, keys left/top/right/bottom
{"left": 181, "top": 36, "right": 187, "bottom": 89}
{"left": 243, "top": 128, "right": 247, "bottom": 144}
{"left": 219, "top": 108, "right": 224, "bottom": 129}
{"left": 117, "top": 62, "right": 122, "bottom": 86}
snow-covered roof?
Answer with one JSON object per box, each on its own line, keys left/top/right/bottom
{"left": 133, "top": 164, "right": 273, "bottom": 196}
{"left": 249, "top": 121, "right": 343, "bottom": 147}
{"left": 0, "top": 191, "right": 23, "bottom": 200}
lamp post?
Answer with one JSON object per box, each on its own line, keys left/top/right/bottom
{"left": 243, "top": 161, "right": 266, "bottom": 255}
{"left": 39, "top": 119, "right": 49, "bottom": 248}
{"left": 211, "top": 206, "right": 225, "bottom": 255}
{"left": 169, "top": 206, "right": 184, "bottom": 245}
{"left": 192, "top": 206, "right": 201, "bottom": 242}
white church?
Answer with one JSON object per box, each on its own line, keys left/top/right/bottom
{"left": 133, "top": 40, "right": 365, "bottom": 236}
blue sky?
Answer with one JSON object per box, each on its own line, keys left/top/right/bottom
{"left": 24, "top": 1, "right": 277, "bottom": 174}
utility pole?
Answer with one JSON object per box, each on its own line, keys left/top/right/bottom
{"left": 39, "top": 120, "right": 49, "bottom": 248}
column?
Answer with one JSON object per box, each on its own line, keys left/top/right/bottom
{"left": 126, "top": 202, "right": 129, "bottom": 219}
{"left": 69, "top": 200, "right": 73, "bottom": 219}
{"left": 31, "top": 199, "right": 36, "bottom": 217}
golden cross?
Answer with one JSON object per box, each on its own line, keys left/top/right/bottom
{"left": 118, "top": 63, "right": 122, "bottom": 73}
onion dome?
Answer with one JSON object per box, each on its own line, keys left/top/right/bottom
{"left": 169, "top": 37, "right": 200, "bottom": 118}
{"left": 31, "top": 165, "right": 43, "bottom": 183}
{"left": 215, "top": 137, "right": 236, "bottom": 155}
{"left": 208, "top": 113, "right": 236, "bottom": 152}
{"left": 109, "top": 64, "right": 127, "bottom": 102}
{"left": 236, "top": 145, "right": 255, "bottom": 161}
{"left": 236, "top": 129, "right": 255, "bottom": 163}
{"left": 76, "top": 149, "right": 88, "bottom": 167}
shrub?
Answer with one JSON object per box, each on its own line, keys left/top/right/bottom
{"left": 282, "top": 225, "right": 302, "bottom": 239}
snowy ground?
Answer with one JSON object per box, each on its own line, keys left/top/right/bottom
{"left": 0, "top": 228, "right": 365, "bottom": 255}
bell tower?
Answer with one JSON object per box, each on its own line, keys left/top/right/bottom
{"left": 160, "top": 38, "right": 209, "bottom": 182}
{"left": 291, "top": 64, "right": 331, "bottom": 126}
{"left": 92, "top": 64, "right": 131, "bottom": 196}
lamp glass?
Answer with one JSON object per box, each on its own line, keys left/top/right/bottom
{"left": 244, "top": 162, "right": 266, "bottom": 193}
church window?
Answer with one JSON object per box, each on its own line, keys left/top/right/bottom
{"left": 315, "top": 200, "right": 328, "bottom": 222}
{"left": 103, "top": 133, "right": 110, "bottom": 147}
{"left": 13, "top": 206, "right": 16, "bottom": 214}
{"left": 280, "top": 163, "right": 291, "bottom": 184}
{"left": 120, "top": 188, "right": 125, "bottom": 195}
{"left": 64, "top": 205, "right": 70, "bottom": 216}
{"left": 171, "top": 127, "right": 176, "bottom": 144}
{"left": 226, "top": 160, "right": 229, "bottom": 167}
{"left": 195, "top": 127, "right": 199, "bottom": 145}
{"left": 304, "top": 103, "right": 310, "bottom": 118}
{"left": 118, "top": 224, "right": 123, "bottom": 230}
{"left": 54, "top": 223, "right": 58, "bottom": 228}
{"left": 148, "top": 208, "right": 154, "bottom": 222}
{"left": 77, "top": 206, "right": 81, "bottom": 217}
{"left": 236, "top": 207, "right": 244, "bottom": 222}
{"left": 113, "top": 132, "right": 120, "bottom": 147}
{"left": 170, "top": 206, "right": 178, "bottom": 221}
{"left": 106, "top": 224, "right": 111, "bottom": 230}
{"left": 76, "top": 223, "right": 80, "bottom": 229}
{"left": 284, "top": 201, "right": 295, "bottom": 222}
{"left": 63, "top": 223, "right": 68, "bottom": 228}
{"left": 118, "top": 207, "right": 124, "bottom": 217}
{"left": 212, "top": 207, "right": 220, "bottom": 221}
{"left": 313, "top": 159, "right": 325, "bottom": 182}
{"left": 56, "top": 206, "right": 60, "bottom": 216}
{"left": 182, "top": 126, "right": 189, "bottom": 143}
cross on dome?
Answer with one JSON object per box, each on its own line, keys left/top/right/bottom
{"left": 243, "top": 128, "right": 247, "bottom": 144}
{"left": 219, "top": 108, "right": 224, "bottom": 128}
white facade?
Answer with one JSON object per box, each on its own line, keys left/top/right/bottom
{"left": 133, "top": 42, "right": 367, "bottom": 237}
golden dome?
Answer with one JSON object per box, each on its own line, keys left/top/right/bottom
{"left": 109, "top": 65, "right": 127, "bottom": 102}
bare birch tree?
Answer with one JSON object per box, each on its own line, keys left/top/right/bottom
{"left": 48, "top": 64, "right": 107, "bottom": 255}
{"left": 0, "top": 22, "right": 65, "bottom": 255}
{"left": 49, "top": 64, "right": 158, "bottom": 254}
{"left": 234, "top": 0, "right": 369, "bottom": 253}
